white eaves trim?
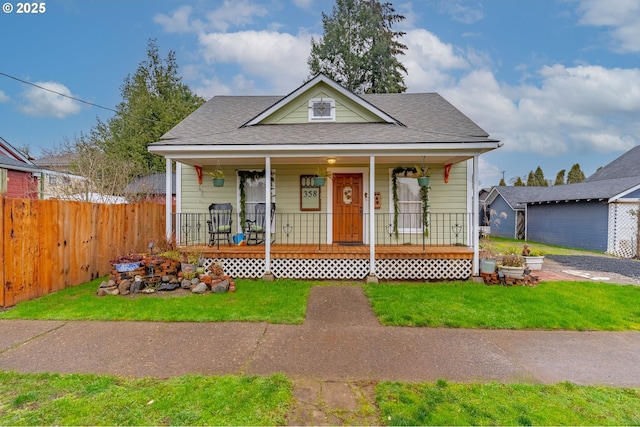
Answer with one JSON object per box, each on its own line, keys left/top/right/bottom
{"left": 242, "top": 73, "right": 403, "bottom": 127}
{"left": 609, "top": 182, "right": 640, "bottom": 202}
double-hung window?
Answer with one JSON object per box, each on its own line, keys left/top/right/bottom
{"left": 395, "top": 176, "right": 423, "bottom": 233}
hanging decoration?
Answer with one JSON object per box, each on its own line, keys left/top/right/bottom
{"left": 194, "top": 165, "right": 203, "bottom": 186}
{"left": 238, "top": 169, "right": 267, "bottom": 232}
{"left": 444, "top": 163, "right": 453, "bottom": 184}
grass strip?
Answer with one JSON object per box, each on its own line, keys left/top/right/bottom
{"left": 0, "top": 278, "right": 313, "bottom": 324}
{"left": 364, "top": 281, "right": 640, "bottom": 330}
{"left": 0, "top": 371, "right": 292, "bottom": 426}
{"left": 376, "top": 380, "right": 640, "bottom": 426}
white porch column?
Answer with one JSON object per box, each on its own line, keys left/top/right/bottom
{"left": 472, "top": 155, "right": 479, "bottom": 276}
{"left": 165, "top": 158, "right": 173, "bottom": 243}
{"left": 368, "top": 156, "right": 377, "bottom": 282}
{"left": 264, "top": 156, "right": 273, "bottom": 278}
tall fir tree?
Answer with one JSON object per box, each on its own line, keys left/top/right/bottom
{"left": 554, "top": 169, "right": 566, "bottom": 185}
{"left": 308, "top": 0, "right": 407, "bottom": 93}
{"left": 534, "top": 166, "right": 548, "bottom": 186}
{"left": 567, "top": 163, "right": 586, "bottom": 183}
{"left": 101, "top": 39, "right": 205, "bottom": 174}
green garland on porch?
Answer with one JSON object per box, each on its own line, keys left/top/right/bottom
{"left": 238, "top": 169, "right": 266, "bottom": 232}
{"left": 391, "top": 166, "right": 430, "bottom": 238}
{"left": 238, "top": 169, "right": 277, "bottom": 232}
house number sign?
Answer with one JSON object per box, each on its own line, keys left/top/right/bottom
{"left": 300, "top": 175, "right": 321, "bottom": 211}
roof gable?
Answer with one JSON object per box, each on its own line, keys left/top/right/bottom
{"left": 243, "top": 74, "right": 401, "bottom": 127}
{"left": 586, "top": 145, "right": 640, "bottom": 182}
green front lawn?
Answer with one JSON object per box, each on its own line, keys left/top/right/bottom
{"left": 377, "top": 380, "right": 640, "bottom": 426}
{"left": 2, "top": 278, "right": 640, "bottom": 330}
{"left": 0, "top": 278, "right": 313, "bottom": 324}
{"left": 0, "top": 371, "right": 292, "bottom": 426}
{"left": 364, "top": 281, "right": 640, "bottom": 330}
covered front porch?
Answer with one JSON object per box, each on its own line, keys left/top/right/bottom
{"left": 176, "top": 210, "right": 474, "bottom": 280}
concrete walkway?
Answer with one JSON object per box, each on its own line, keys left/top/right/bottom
{"left": 1, "top": 286, "right": 639, "bottom": 387}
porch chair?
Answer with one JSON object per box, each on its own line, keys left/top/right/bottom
{"left": 245, "top": 203, "right": 276, "bottom": 245}
{"left": 207, "top": 203, "right": 233, "bottom": 246}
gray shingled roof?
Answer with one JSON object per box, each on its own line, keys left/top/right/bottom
{"left": 125, "top": 173, "right": 176, "bottom": 195}
{"left": 156, "top": 92, "right": 494, "bottom": 146}
{"left": 488, "top": 145, "right": 640, "bottom": 206}
{"left": 491, "top": 176, "right": 640, "bottom": 207}
{"left": 586, "top": 145, "right": 640, "bottom": 182}
{"left": 0, "top": 153, "right": 42, "bottom": 172}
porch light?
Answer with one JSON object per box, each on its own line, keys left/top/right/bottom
{"left": 327, "top": 158, "right": 337, "bottom": 164}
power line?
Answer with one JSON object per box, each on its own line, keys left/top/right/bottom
{"left": 0, "top": 71, "right": 173, "bottom": 126}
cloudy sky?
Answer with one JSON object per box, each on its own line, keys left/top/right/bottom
{"left": 1, "top": 0, "right": 639, "bottom": 186}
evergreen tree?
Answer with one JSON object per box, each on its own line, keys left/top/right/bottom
{"left": 101, "top": 39, "right": 205, "bottom": 173}
{"left": 534, "top": 166, "right": 548, "bottom": 186}
{"left": 308, "top": 0, "right": 407, "bottom": 93}
{"left": 526, "top": 171, "right": 536, "bottom": 186}
{"left": 499, "top": 177, "right": 506, "bottom": 186}
{"left": 567, "top": 163, "right": 586, "bottom": 183}
{"left": 513, "top": 176, "right": 525, "bottom": 186}
{"left": 554, "top": 169, "right": 566, "bottom": 185}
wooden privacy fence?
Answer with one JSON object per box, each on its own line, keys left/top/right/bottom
{"left": 0, "top": 197, "right": 166, "bottom": 307}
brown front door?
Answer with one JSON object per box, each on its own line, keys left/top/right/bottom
{"left": 332, "top": 173, "right": 363, "bottom": 243}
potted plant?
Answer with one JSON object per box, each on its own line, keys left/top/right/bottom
{"left": 208, "top": 169, "right": 225, "bottom": 187}
{"left": 479, "top": 239, "right": 498, "bottom": 274}
{"left": 413, "top": 165, "right": 431, "bottom": 187}
{"left": 314, "top": 168, "right": 332, "bottom": 186}
{"left": 498, "top": 248, "right": 526, "bottom": 278}
{"left": 522, "top": 244, "right": 545, "bottom": 271}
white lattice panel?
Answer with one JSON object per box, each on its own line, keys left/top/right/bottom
{"left": 272, "top": 258, "right": 370, "bottom": 279}
{"left": 375, "top": 258, "right": 472, "bottom": 280}
{"left": 204, "top": 258, "right": 265, "bottom": 278}
{"left": 204, "top": 257, "right": 471, "bottom": 280}
{"left": 608, "top": 203, "right": 639, "bottom": 258}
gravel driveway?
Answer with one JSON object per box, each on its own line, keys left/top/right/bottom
{"left": 546, "top": 254, "right": 640, "bottom": 285}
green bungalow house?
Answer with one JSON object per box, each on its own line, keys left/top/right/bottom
{"left": 148, "top": 74, "right": 500, "bottom": 281}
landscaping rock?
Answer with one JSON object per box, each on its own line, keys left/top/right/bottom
{"left": 212, "top": 279, "right": 229, "bottom": 294}
{"left": 181, "top": 279, "right": 192, "bottom": 289}
{"left": 157, "top": 282, "right": 180, "bottom": 291}
{"left": 118, "top": 280, "right": 131, "bottom": 294}
{"left": 192, "top": 283, "right": 208, "bottom": 294}
{"left": 130, "top": 279, "right": 142, "bottom": 294}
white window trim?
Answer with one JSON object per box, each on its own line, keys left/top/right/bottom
{"left": 308, "top": 98, "right": 336, "bottom": 122}
{"left": 389, "top": 171, "right": 423, "bottom": 234}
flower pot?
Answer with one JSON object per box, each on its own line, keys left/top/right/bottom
{"left": 499, "top": 265, "right": 525, "bottom": 279}
{"left": 314, "top": 177, "right": 326, "bottom": 186}
{"left": 480, "top": 258, "right": 496, "bottom": 274}
{"left": 523, "top": 255, "right": 544, "bottom": 271}
{"left": 212, "top": 178, "right": 225, "bottom": 187}
{"left": 417, "top": 177, "right": 430, "bottom": 187}
{"left": 181, "top": 263, "right": 197, "bottom": 274}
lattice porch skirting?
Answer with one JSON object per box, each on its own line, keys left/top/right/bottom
{"left": 203, "top": 257, "right": 472, "bottom": 280}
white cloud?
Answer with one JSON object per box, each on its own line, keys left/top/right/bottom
{"left": 437, "top": 0, "right": 485, "bottom": 24}
{"left": 403, "top": 29, "right": 470, "bottom": 91}
{"left": 153, "top": 5, "right": 199, "bottom": 33}
{"left": 198, "top": 30, "right": 312, "bottom": 94}
{"left": 205, "top": 0, "right": 269, "bottom": 32}
{"left": 440, "top": 64, "right": 640, "bottom": 159}
{"left": 155, "top": 1, "right": 269, "bottom": 33}
{"left": 0, "top": 90, "right": 9, "bottom": 103}
{"left": 19, "top": 81, "right": 82, "bottom": 118}
{"left": 292, "top": 0, "right": 314, "bottom": 9}
{"left": 577, "top": 0, "right": 640, "bottom": 52}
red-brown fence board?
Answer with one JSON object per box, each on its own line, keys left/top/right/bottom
{"left": 1, "top": 197, "right": 166, "bottom": 307}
